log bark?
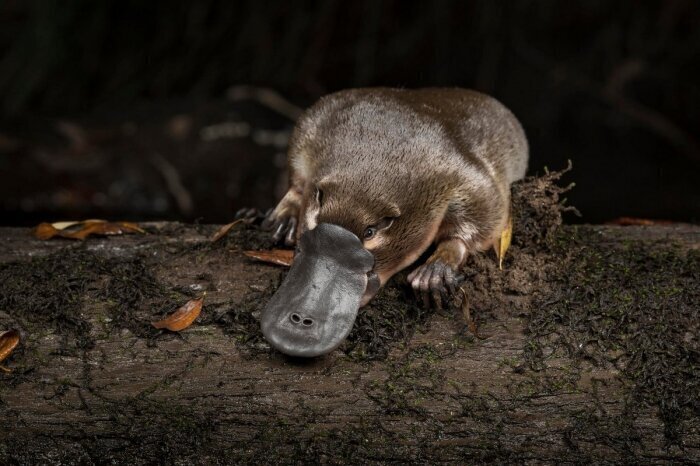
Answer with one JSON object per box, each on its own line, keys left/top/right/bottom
{"left": 0, "top": 223, "right": 698, "bottom": 464}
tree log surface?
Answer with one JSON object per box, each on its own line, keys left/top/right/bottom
{"left": 0, "top": 223, "right": 698, "bottom": 465}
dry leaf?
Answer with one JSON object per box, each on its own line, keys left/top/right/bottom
{"left": 34, "top": 222, "right": 62, "bottom": 240}
{"left": 152, "top": 294, "right": 205, "bottom": 331}
{"left": 61, "top": 221, "right": 144, "bottom": 239}
{"left": 243, "top": 249, "right": 294, "bottom": 267}
{"left": 0, "top": 329, "right": 20, "bottom": 372}
{"left": 33, "top": 220, "right": 144, "bottom": 240}
{"left": 210, "top": 219, "right": 243, "bottom": 242}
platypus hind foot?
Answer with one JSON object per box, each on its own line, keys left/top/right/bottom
{"left": 493, "top": 213, "right": 513, "bottom": 270}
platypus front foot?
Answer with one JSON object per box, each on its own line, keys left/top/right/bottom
{"left": 262, "top": 211, "right": 298, "bottom": 246}
{"left": 260, "top": 188, "right": 302, "bottom": 246}
{"left": 407, "top": 259, "right": 458, "bottom": 310}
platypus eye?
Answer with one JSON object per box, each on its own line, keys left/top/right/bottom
{"left": 363, "top": 217, "right": 395, "bottom": 240}
{"left": 315, "top": 187, "right": 324, "bottom": 206}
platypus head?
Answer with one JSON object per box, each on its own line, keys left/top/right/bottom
{"left": 262, "top": 176, "right": 443, "bottom": 358}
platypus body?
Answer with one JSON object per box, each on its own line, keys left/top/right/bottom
{"left": 259, "top": 88, "right": 528, "bottom": 357}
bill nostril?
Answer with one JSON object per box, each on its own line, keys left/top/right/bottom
{"left": 289, "top": 313, "right": 313, "bottom": 327}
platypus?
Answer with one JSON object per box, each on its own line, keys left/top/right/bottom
{"left": 256, "top": 88, "right": 528, "bottom": 357}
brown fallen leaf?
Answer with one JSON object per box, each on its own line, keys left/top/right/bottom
{"left": 33, "top": 220, "right": 145, "bottom": 240}
{"left": 243, "top": 249, "right": 294, "bottom": 267}
{"left": 34, "top": 222, "right": 63, "bottom": 240}
{"left": 210, "top": 219, "right": 244, "bottom": 242}
{"left": 0, "top": 329, "right": 20, "bottom": 372}
{"left": 61, "top": 221, "right": 144, "bottom": 239}
{"left": 152, "top": 294, "right": 205, "bottom": 332}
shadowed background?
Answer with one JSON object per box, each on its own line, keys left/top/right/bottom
{"left": 0, "top": 0, "right": 698, "bottom": 225}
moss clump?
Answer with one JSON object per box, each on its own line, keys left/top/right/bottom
{"left": 511, "top": 161, "right": 579, "bottom": 250}
{"left": 0, "top": 246, "right": 184, "bottom": 351}
{"left": 0, "top": 248, "right": 100, "bottom": 351}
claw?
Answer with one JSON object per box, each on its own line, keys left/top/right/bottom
{"left": 429, "top": 263, "right": 445, "bottom": 309}
{"left": 407, "top": 268, "right": 422, "bottom": 303}
{"left": 271, "top": 217, "right": 289, "bottom": 242}
{"left": 284, "top": 216, "right": 297, "bottom": 246}
{"left": 444, "top": 266, "right": 457, "bottom": 295}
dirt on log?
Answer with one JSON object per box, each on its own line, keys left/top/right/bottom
{"left": 0, "top": 170, "right": 698, "bottom": 464}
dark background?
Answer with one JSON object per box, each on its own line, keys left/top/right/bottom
{"left": 1, "top": 0, "right": 698, "bottom": 226}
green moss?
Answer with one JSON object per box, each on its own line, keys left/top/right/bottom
{"left": 0, "top": 246, "right": 187, "bottom": 356}
{"left": 366, "top": 344, "right": 451, "bottom": 415}
{"left": 527, "top": 229, "right": 700, "bottom": 445}
{"left": 0, "top": 247, "right": 100, "bottom": 351}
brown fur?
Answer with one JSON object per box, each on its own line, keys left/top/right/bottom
{"left": 268, "top": 87, "right": 528, "bottom": 293}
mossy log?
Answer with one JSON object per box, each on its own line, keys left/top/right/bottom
{"left": 0, "top": 217, "right": 698, "bottom": 464}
